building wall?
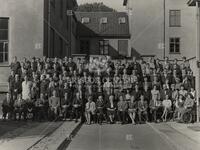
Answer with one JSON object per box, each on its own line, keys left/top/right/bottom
{"left": 44, "top": 0, "right": 78, "bottom": 58}
{"left": 0, "top": 0, "right": 44, "bottom": 62}
{"left": 79, "top": 37, "right": 131, "bottom": 58}
{"left": 126, "top": 0, "right": 164, "bottom": 58}
{"left": 0, "top": 0, "right": 44, "bottom": 90}
{"left": 125, "top": 0, "right": 196, "bottom": 59}
{"left": 165, "top": 0, "right": 196, "bottom": 60}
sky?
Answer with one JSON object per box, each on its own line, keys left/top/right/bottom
{"left": 77, "top": 0, "right": 125, "bottom": 12}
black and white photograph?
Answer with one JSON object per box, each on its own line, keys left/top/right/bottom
{"left": 0, "top": 0, "right": 200, "bottom": 150}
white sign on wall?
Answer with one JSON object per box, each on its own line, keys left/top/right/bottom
{"left": 35, "top": 43, "right": 42, "bottom": 50}
{"left": 158, "top": 43, "right": 165, "bottom": 50}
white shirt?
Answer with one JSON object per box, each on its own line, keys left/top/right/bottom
{"left": 22, "top": 81, "right": 32, "bottom": 100}
{"left": 85, "top": 101, "right": 96, "bottom": 113}
{"left": 162, "top": 99, "right": 172, "bottom": 108}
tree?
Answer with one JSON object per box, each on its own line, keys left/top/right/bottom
{"left": 77, "top": 2, "right": 116, "bottom": 12}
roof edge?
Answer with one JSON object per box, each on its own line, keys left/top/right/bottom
{"left": 187, "top": 0, "right": 200, "bottom": 6}
{"left": 79, "top": 34, "right": 131, "bottom": 39}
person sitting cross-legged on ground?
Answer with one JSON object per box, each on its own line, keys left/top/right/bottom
{"left": 138, "top": 95, "right": 148, "bottom": 123}
{"left": 128, "top": 95, "right": 137, "bottom": 125}
{"left": 117, "top": 95, "right": 128, "bottom": 125}
{"left": 48, "top": 90, "right": 60, "bottom": 120}
{"left": 85, "top": 96, "right": 96, "bottom": 125}
{"left": 161, "top": 94, "right": 172, "bottom": 122}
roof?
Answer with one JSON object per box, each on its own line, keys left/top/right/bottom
{"left": 75, "top": 12, "right": 130, "bottom": 38}
{"left": 188, "top": 0, "right": 200, "bottom": 6}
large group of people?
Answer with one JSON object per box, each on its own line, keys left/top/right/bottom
{"left": 1, "top": 55, "right": 196, "bottom": 125}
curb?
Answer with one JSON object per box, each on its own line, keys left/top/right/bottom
{"left": 57, "top": 122, "right": 83, "bottom": 150}
{"left": 166, "top": 122, "right": 200, "bottom": 145}
{"left": 27, "top": 121, "right": 64, "bottom": 150}
{"left": 146, "top": 122, "right": 183, "bottom": 150}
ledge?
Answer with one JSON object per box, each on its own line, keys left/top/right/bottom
{"left": 0, "top": 63, "right": 10, "bottom": 67}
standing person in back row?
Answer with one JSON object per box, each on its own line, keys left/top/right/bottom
{"left": 22, "top": 75, "right": 32, "bottom": 101}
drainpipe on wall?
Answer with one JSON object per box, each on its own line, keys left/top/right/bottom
{"left": 48, "top": 0, "right": 51, "bottom": 58}
{"left": 196, "top": 1, "right": 200, "bottom": 123}
{"left": 163, "top": 0, "right": 166, "bottom": 59}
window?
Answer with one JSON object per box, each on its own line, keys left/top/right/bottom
{"left": 0, "top": 18, "right": 9, "bottom": 63}
{"left": 99, "top": 40, "right": 109, "bottom": 55}
{"left": 119, "top": 17, "right": 126, "bottom": 24}
{"left": 100, "top": 17, "right": 108, "bottom": 24}
{"left": 60, "top": 0, "right": 63, "bottom": 19}
{"left": 170, "top": 38, "right": 180, "bottom": 53}
{"left": 169, "top": 10, "right": 181, "bottom": 27}
{"left": 81, "top": 17, "right": 90, "bottom": 24}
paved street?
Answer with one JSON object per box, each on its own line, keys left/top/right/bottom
{"left": 66, "top": 123, "right": 200, "bottom": 150}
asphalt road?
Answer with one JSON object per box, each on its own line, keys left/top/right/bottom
{"left": 66, "top": 123, "right": 174, "bottom": 150}
{"left": 66, "top": 123, "right": 200, "bottom": 150}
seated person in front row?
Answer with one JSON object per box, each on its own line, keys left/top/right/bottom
{"left": 71, "top": 92, "right": 82, "bottom": 122}
{"left": 2, "top": 93, "right": 12, "bottom": 120}
{"left": 35, "top": 93, "right": 47, "bottom": 121}
{"left": 13, "top": 94, "right": 27, "bottom": 120}
{"left": 85, "top": 96, "right": 96, "bottom": 125}
{"left": 128, "top": 95, "right": 137, "bottom": 124}
{"left": 117, "top": 95, "right": 128, "bottom": 125}
{"left": 138, "top": 95, "right": 148, "bottom": 123}
{"left": 106, "top": 95, "right": 116, "bottom": 124}
{"left": 180, "top": 93, "right": 194, "bottom": 121}
{"left": 61, "top": 92, "right": 71, "bottom": 120}
{"left": 161, "top": 94, "right": 172, "bottom": 122}
{"left": 96, "top": 95, "right": 105, "bottom": 124}
{"left": 49, "top": 90, "right": 60, "bottom": 119}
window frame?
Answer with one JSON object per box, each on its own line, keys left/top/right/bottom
{"left": 118, "top": 17, "right": 126, "bottom": 24}
{"left": 100, "top": 17, "right": 108, "bottom": 24}
{"left": 169, "top": 37, "right": 180, "bottom": 54}
{"left": 99, "top": 40, "right": 109, "bottom": 55}
{"left": 169, "top": 10, "right": 181, "bottom": 27}
{"left": 81, "top": 17, "right": 90, "bottom": 24}
{"left": 0, "top": 17, "right": 9, "bottom": 64}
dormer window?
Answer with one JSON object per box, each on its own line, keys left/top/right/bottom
{"left": 100, "top": 17, "right": 108, "bottom": 24}
{"left": 81, "top": 17, "right": 90, "bottom": 24}
{"left": 119, "top": 17, "right": 126, "bottom": 24}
